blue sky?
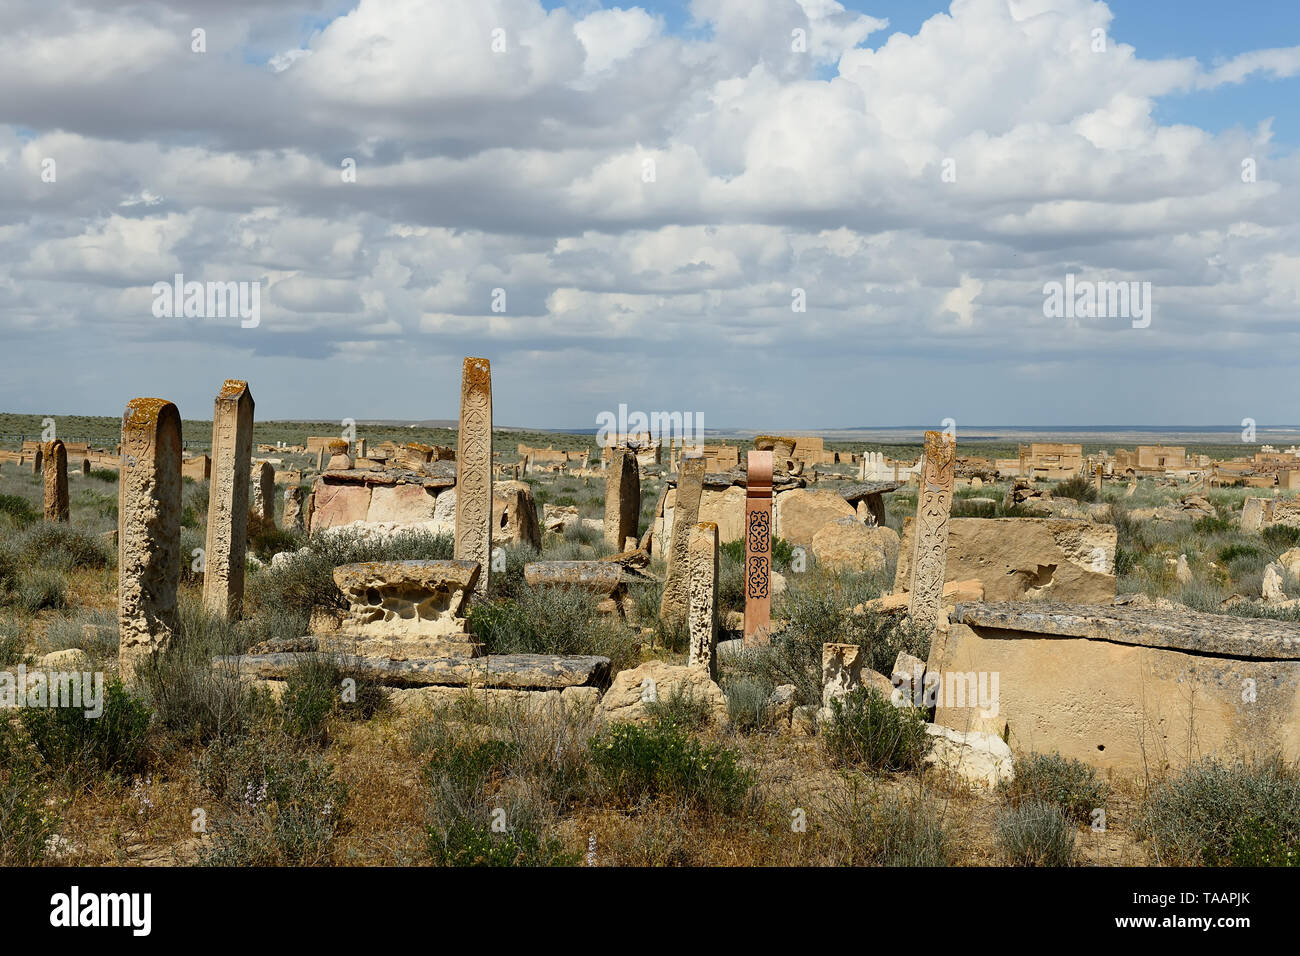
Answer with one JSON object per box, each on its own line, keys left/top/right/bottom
{"left": 2, "top": 0, "right": 1299, "bottom": 429}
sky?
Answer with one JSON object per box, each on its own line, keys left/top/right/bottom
{"left": 1, "top": 0, "right": 1298, "bottom": 430}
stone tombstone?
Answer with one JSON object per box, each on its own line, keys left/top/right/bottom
{"left": 907, "top": 430, "right": 956, "bottom": 637}
{"left": 31, "top": 448, "right": 42, "bottom": 475}
{"left": 283, "top": 484, "right": 305, "bottom": 532}
{"left": 822, "top": 642, "right": 864, "bottom": 709}
{"left": 455, "top": 356, "right": 493, "bottom": 600}
{"left": 203, "top": 380, "right": 254, "bottom": 620}
{"left": 255, "top": 461, "right": 275, "bottom": 523}
{"left": 744, "top": 450, "right": 774, "bottom": 646}
{"left": 604, "top": 446, "right": 640, "bottom": 549}
{"left": 82, "top": 458, "right": 91, "bottom": 476}
{"left": 687, "top": 522, "right": 720, "bottom": 679}
{"left": 42, "top": 439, "right": 69, "bottom": 522}
{"left": 660, "top": 454, "right": 706, "bottom": 626}
{"left": 118, "top": 398, "right": 182, "bottom": 682}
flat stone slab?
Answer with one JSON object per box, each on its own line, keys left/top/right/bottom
{"left": 334, "top": 559, "right": 479, "bottom": 592}
{"left": 524, "top": 561, "right": 622, "bottom": 592}
{"left": 838, "top": 481, "right": 905, "bottom": 504}
{"left": 954, "top": 601, "right": 1300, "bottom": 660}
{"left": 214, "top": 652, "right": 611, "bottom": 689}
{"left": 319, "top": 462, "right": 456, "bottom": 490}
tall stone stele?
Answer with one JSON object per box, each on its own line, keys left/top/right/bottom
{"left": 203, "top": 380, "right": 254, "bottom": 620}
{"left": 604, "top": 446, "right": 640, "bottom": 550}
{"left": 118, "top": 398, "right": 183, "bottom": 682}
{"left": 455, "top": 357, "right": 493, "bottom": 601}
{"left": 43, "top": 439, "right": 69, "bottom": 522}
{"left": 687, "top": 521, "right": 720, "bottom": 679}
{"left": 660, "top": 454, "right": 706, "bottom": 627}
{"left": 907, "top": 430, "right": 956, "bottom": 637}
{"left": 743, "top": 450, "right": 773, "bottom": 646}
{"left": 254, "top": 460, "right": 275, "bottom": 523}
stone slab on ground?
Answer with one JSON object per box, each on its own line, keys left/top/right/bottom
{"left": 214, "top": 651, "right": 610, "bottom": 689}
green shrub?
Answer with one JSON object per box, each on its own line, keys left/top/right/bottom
{"left": 0, "top": 615, "right": 22, "bottom": 665}
{"left": 468, "top": 585, "right": 638, "bottom": 672}
{"left": 1053, "top": 475, "right": 1097, "bottom": 503}
{"left": 88, "top": 469, "right": 117, "bottom": 483}
{"left": 825, "top": 781, "right": 952, "bottom": 866}
{"left": 248, "top": 528, "right": 453, "bottom": 616}
{"left": 9, "top": 523, "right": 111, "bottom": 571}
{"left": 15, "top": 569, "right": 68, "bottom": 612}
{"left": 590, "top": 722, "right": 754, "bottom": 814}
{"left": 1263, "top": 524, "right": 1300, "bottom": 550}
{"left": 20, "top": 679, "right": 151, "bottom": 789}
{"left": 1140, "top": 756, "right": 1300, "bottom": 866}
{"left": 999, "top": 752, "right": 1107, "bottom": 825}
{"left": 428, "top": 815, "right": 579, "bottom": 867}
{"left": 0, "top": 495, "right": 38, "bottom": 525}
{"left": 0, "top": 725, "right": 55, "bottom": 865}
{"left": 643, "top": 684, "right": 715, "bottom": 733}
{"left": 1218, "top": 543, "right": 1262, "bottom": 564}
{"left": 996, "top": 800, "right": 1076, "bottom": 866}
{"left": 196, "top": 732, "right": 348, "bottom": 866}
{"left": 823, "top": 687, "right": 928, "bottom": 772}
{"left": 1193, "top": 514, "right": 1233, "bottom": 535}
{"left": 279, "top": 655, "right": 388, "bottom": 744}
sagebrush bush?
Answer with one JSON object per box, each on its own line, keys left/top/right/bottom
{"left": 196, "top": 731, "right": 348, "bottom": 866}
{"left": 0, "top": 494, "right": 38, "bottom": 526}
{"left": 589, "top": 722, "right": 754, "bottom": 814}
{"left": 248, "top": 527, "right": 454, "bottom": 616}
{"left": 280, "top": 655, "right": 388, "bottom": 744}
{"left": 996, "top": 800, "right": 1076, "bottom": 866}
{"left": 1263, "top": 524, "right": 1300, "bottom": 551}
{"left": 1053, "top": 475, "right": 1098, "bottom": 503}
{"left": 468, "top": 584, "right": 638, "bottom": 672}
{"left": 8, "top": 523, "right": 112, "bottom": 572}
{"left": 1140, "top": 756, "right": 1300, "bottom": 866}
{"left": 20, "top": 679, "right": 150, "bottom": 789}
{"left": 823, "top": 687, "right": 928, "bottom": 772}
{"left": 824, "top": 780, "right": 952, "bottom": 866}
{"left": 13, "top": 568, "right": 68, "bottom": 612}
{"left": 0, "top": 728, "right": 55, "bottom": 865}
{"left": 999, "top": 752, "right": 1107, "bottom": 825}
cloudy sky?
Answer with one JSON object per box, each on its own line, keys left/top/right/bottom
{"left": 2, "top": 0, "right": 1298, "bottom": 430}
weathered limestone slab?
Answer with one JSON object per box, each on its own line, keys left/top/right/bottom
{"left": 30, "top": 449, "right": 41, "bottom": 475}
{"left": 821, "top": 642, "right": 864, "bottom": 709}
{"left": 597, "top": 660, "right": 728, "bottom": 726}
{"left": 524, "top": 560, "right": 626, "bottom": 615}
{"left": 217, "top": 652, "right": 609, "bottom": 689}
{"left": 455, "top": 357, "right": 493, "bottom": 600}
{"left": 932, "top": 601, "right": 1300, "bottom": 774}
{"left": 604, "top": 447, "right": 640, "bottom": 549}
{"left": 366, "top": 482, "right": 437, "bottom": 524}
{"left": 493, "top": 480, "right": 541, "bottom": 550}
{"left": 894, "top": 517, "right": 1117, "bottom": 604}
{"left": 744, "top": 450, "right": 773, "bottom": 646}
{"left": 42, "top": 439, "right": 69, "bottom": 522}
{"left": 333, "top": 560, "right": 480, "bottom": 645}
{"left": 282, "top": 485, "right": 305, "bottom": 532}
{"left": 1242, "top": 497, "right": 1271, "bottom": 532}
{"left": 252, "top": 461, "right": 275, "bottom": 523}
{"left": 118, "top": 398, "right": 183, "bottom": 682}
{"left": 773, "top": 488, "right": 857, "bottom": 548}
{"left": 839, "top": 480, "right": 903, "bottom": 528}
{"left": 181, "top": 454, "right": 211, "bottom": 481}
{"left": 688, "top": 522, "right": 719, "bottom": 678}
{"left": 202, "top": 380, "right": 254, "bottom": 619}
{"left": 661, "top": 455, "right": 705, "bottom": 626}
{"left": 82, "top": 458, "right": 91, "bottom": 477}
{"left": 907, "top": 430, "right": 955, "bottom": 636}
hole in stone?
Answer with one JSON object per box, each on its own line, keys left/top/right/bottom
{"left": 366, "top": 587, "right": 381, "bottom": 606}
{"left": 1097, "top": 744, "right": 1105, "bottom": 752}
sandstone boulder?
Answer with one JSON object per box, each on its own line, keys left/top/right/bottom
{"left": 924, "top": 724, "right": 1015, "bottom": 788}
{"left": 895, "top": 517, "right": 1116, "bottom": 605}
{"left": 811, "top": 518, "right": 900, "bottom": 573}
{"left": 775, "top": 488, "right": 856, "bottom": 549}
{"left": 597, "top": 661, "right": 728, "bottom": 727}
